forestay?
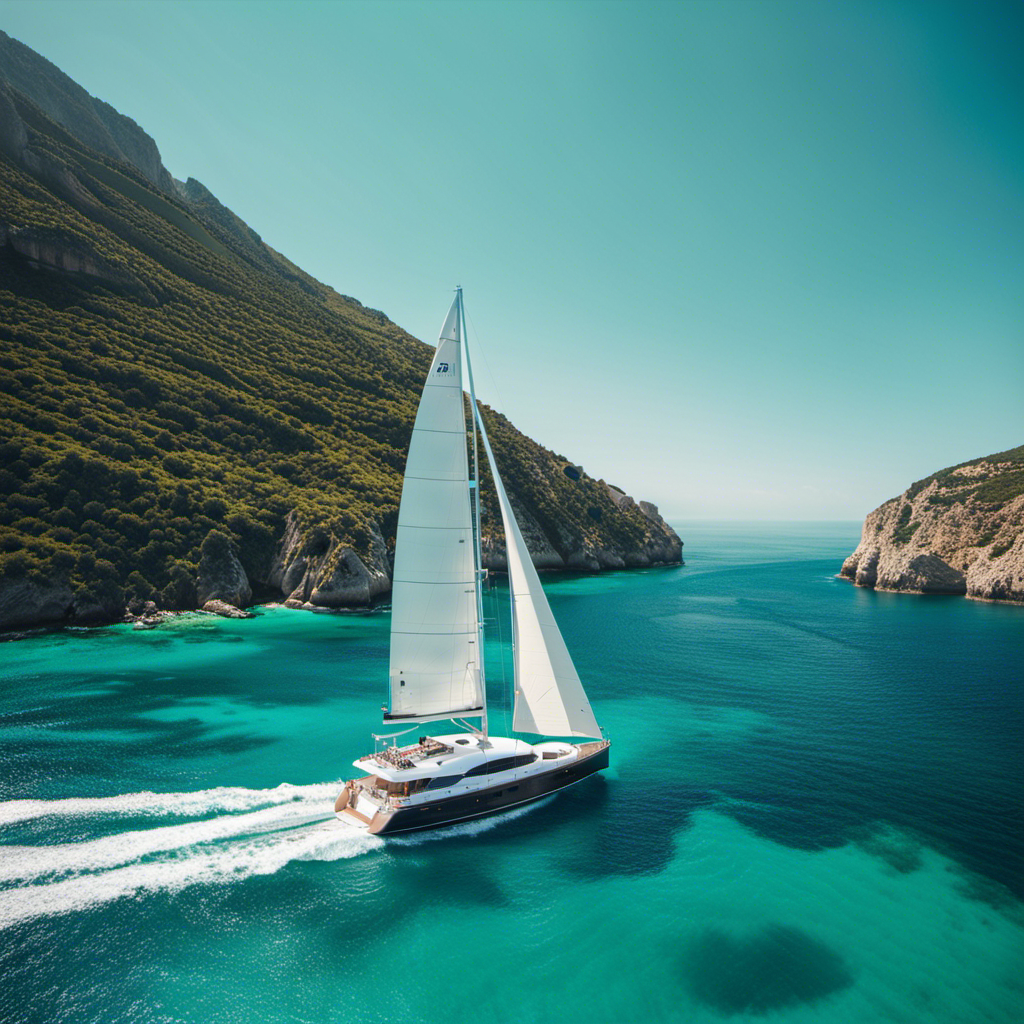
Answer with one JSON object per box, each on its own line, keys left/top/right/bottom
{"left": 473, "top": 405, "right": 603, "bottom": 739}
{"left": 386, "top": 295, "right": 483, "bottom": 723}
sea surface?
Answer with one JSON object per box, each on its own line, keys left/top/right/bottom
{"left": 1, "top": 521, "right": 1022, "bottom": 1024}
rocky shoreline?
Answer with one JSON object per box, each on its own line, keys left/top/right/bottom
{"left": 0, "top": 499, "right": 683, "bottom": 635}
{"left": 840, "top": 446, "right": 1023, "bottom": 604}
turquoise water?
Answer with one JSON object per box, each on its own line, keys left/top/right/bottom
{"left": 1, "top": 521, "right": 1022, "bottom": 1023}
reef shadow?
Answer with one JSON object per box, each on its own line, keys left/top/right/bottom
{"left": 682, "top": 923, "right": 853, "bottom": 1015}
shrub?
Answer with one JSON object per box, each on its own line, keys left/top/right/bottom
{"left": 162, "top": 454, "right": 192, "bottom": 478}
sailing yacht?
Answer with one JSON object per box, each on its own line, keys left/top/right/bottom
{"left": 335, "top": 289, "right": 610, "bottom": 834}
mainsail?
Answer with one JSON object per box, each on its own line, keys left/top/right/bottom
{"left": 472, "top": 402, "right": 603, "bottom": 739}
{"left": 386, "top": 295, "right": 483, "bottom": 723}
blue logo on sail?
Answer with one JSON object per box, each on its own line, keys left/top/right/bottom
{"left": 436, "top": 362, "right": 450, "bottom": 373}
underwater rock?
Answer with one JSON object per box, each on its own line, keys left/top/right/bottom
{"left": 682, "top": 924, "right": 853, "bottom": 1014}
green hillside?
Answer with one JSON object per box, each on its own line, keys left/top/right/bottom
{"left": 0, "top": 35, "right": 678, "bottom": 623}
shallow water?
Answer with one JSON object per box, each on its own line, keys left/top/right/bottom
{"left": 1, "top": 521, "right": 1022, "bottom": 1023}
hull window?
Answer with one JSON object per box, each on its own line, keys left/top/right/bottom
{"left": 464, "top": 753, "right": 538, "bottom": 777}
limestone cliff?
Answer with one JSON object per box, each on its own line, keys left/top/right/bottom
{"left": 268, "top": 512, "right": 391, "bottom": 609}
{"left": 840, "top": 445, "right": 1024, "bottom": 603}
{"left": 196, "top": 530, "right": 252, "bottom": 608}
{"left": 480, "top": 488, "right": 682, "bottom": 572}
{"left": 263, "top": 490, "right": 683, "bottom": 613}
{"left": 0, "top": 572, "right": 123, "bottom": 631}
{"left": 262, "top": 470, "right": 684, "bottom": 612}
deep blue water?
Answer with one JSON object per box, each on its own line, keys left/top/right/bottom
{"left": 1, "top": 521, "right": 1022, "bottom": 1023}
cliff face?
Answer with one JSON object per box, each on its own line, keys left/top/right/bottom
{"left": 268, "top": 512, "right": 392, "bottom": 610}
{"left": 266, "top": 487, "right": 681, "bottom": 615}
{"left": 840, "top": 445, "right": 1024, "bottom": 603}
{"left": 480, "top": 489, "right": 681, "bottom": 571}
{"left": 0, "top": 31, "right": 175, "bottom": 193}
{"left": 0, "top": 33, "right": 682, "bottom": 632}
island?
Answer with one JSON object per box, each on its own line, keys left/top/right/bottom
{"left": 840, "top": 445, "right": 1023, "bottom": 603}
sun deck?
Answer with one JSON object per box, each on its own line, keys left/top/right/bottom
{"left": 363, "top": 736, "right": 454, "bottom": 771}
{"left": 352, "top": 734, "right": 546, "bottom": 782}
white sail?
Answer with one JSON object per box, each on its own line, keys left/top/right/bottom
{"left": 473, "top": 408, "right": 602, "bottom": 739}
{"left": 386, "top": 294, "right": 483, "bottom": 723}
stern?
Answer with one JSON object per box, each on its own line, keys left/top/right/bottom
{"left": 335, "top": 778, "right": 394, "bottom": 832}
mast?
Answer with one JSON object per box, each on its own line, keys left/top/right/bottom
{"left": 460, "top": 288, "right": 489, "bottom": 740}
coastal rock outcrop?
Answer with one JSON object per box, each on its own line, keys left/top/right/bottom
{"left": 265, "top": 490, "right": 683, "bottom": 612}
{"left": 71, "top": 584, "right": 127, "bottom": 624}
{"left": 636, "top": 501, "right": 684, "bottom": 566}
{"left": 269, "top": 511, "right": 391, "bottom": 609}
{"left": 202, "top": 599, "right": 254, "bottom": 619}
{"left": 479, "top": 490, "right": 682, "bottom": 572}
{"left": 196, "top": 529, "right": 252, "bottom": 608}
{"left": 0, "top": 573, "right": 124, "bottom": 630}
{"left": 481, "top": 494, "right": 569, "bottom": 570}
{"left": 840, "top": 445, "right": 1024, "bottom": 603}
{"left": 0, "top": 575, "right": 74, "bottom": 630}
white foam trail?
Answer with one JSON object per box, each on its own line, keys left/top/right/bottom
{"left": 0, "top": 798, "right": 336, "bottom": 883}
{"left": 0, "top": 820, "right": 383, "bottom": 931}
{"left": 0, "top": 784, "right": 555, "bottom": 930}
{"left": 0, "top": 782, "right": 341, "bottom": 827}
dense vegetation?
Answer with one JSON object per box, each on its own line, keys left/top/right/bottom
{"left": 904, "top": 445, "right": 1024, "bottom": 505}
{"left": 0, "top": 44, "right": 665, "bottom": 617}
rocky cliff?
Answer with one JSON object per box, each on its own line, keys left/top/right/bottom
{"left": 268, "top": 512, "right": 392, "bottom": 610}
{"left": 480, "top": 486, "right": 681, "bottom": 571}
{"left": 0, "top": 31, "right": 175, "bottom": 193}
{"left": 840, "top": 445, "right": 1024, "bottom": 603}
{"left": 264, "top": 476, "right": 683, "bottom": 615}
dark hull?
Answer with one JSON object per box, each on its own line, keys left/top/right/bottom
{"left": 370, "top": 740, "right": 609, "bottom": 835}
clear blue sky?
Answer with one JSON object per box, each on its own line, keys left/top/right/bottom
{"left": 4, "top": 0, "right": 1021, "bottom": 519}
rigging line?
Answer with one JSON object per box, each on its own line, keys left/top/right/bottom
{"left": 372, "top": 725, "right": 419, "bottom": 742}
{"left": 496, "top": 569, "right": 510, "bottom": 738}
{"left": 488, "top": 565, "right": 510, "bottom": 739}
{"left": 464, "top": 304, "right": 512, "bottom": 740}
{"left": 464, "top": 306, "right": 509, "bottom": 426}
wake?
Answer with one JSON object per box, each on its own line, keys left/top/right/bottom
{"left": 0, "top": 782, "right": 381, "bottom": 930}
{"left": 0, "top": 781, "right": 340, "bottom": 827}
{"left": 0, "top": 783, "right": 555, "bottom": 930}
